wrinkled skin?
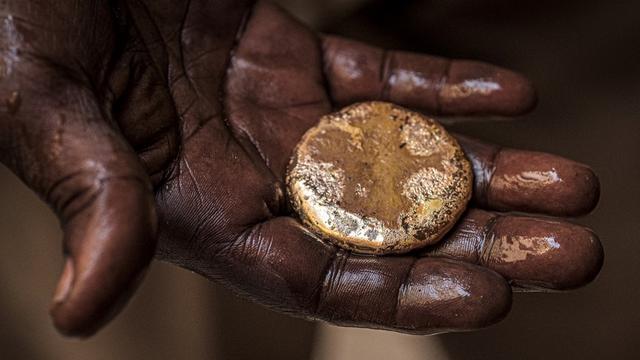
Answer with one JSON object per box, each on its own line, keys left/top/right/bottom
{"left": 0, "top": 0, "right": 602, "bottom": 337}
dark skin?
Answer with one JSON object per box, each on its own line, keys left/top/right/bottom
{"left": 0, "top": 0, "right": 602, "bottom": 337}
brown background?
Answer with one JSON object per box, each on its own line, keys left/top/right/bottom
{"left": 1, "top": 0, "right": 638, "bottom": 359}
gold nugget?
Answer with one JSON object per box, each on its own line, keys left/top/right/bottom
{"left": 287, "top": 102, "right": 473, "bottom": 254}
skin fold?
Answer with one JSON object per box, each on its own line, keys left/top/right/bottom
{"left": 0, "top": 0, "right": 602, "bottom": 337}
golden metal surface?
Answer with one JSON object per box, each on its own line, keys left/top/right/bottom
{"left": 286, "top": 102, "right": 472, "bottom": 254}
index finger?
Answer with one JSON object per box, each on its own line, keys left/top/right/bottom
{"left": 321, "top": 35, "right": 536, "bottom": 116}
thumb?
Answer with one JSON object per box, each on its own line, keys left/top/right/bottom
{"left": 1, "top": 74, "right": 157, "bottom": 337}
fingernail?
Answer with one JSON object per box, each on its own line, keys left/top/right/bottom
{"left": 53, "top": 259, "right": 74, "bottom": 304}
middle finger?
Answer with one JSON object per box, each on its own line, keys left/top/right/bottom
{"left": 457, "top": 135, "right": 600, "bottom": 217}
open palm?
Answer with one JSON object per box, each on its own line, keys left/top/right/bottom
{"left": 0, "top": 0, "right": 602, "bottom": 336}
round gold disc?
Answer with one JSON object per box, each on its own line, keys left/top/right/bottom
{"left": 286, "top": 102, "right": 473, "bottom": 254}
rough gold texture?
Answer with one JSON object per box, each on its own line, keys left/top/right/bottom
{"left": 287, "top": 102, "right": 473, "bottom": 254}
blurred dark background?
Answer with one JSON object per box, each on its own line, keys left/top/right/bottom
{"left": 1, "top": 0, "right": 638, "bottom": 359}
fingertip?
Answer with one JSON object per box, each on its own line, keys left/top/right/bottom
{"left": 489, "top": 149, "right": 601, "bottom": 216}
{"left": 50, "top": 256, "right": 150, "bottom": 338}
{"left": 572, "top": 165, "right": 601, "bottom": 216}
{"left": 554, "top": 227, "right": 604, "bottom": 290}
{"left": 572, "top": 229, "right": 604, "bottom": 289}
{"left": 494, "top": 67, "right": 538, "bottom": 116}
{"left": 50, "top": 299, "right": 98, "bottom": 338}
{"left": 440, "top": 61, "right": 537, "bottom": 116}
{"left": 483, "top": 269, "right": 512, "bottom": 325}
{"left": 49, "top": 269, "right": 103, "bottom": 338}
{"left": 459, "top": 265, "right": 512, "bottom": 331}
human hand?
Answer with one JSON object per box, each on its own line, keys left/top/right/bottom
{"left": 0, "top": 0, "right": 602, "bottom": 337}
